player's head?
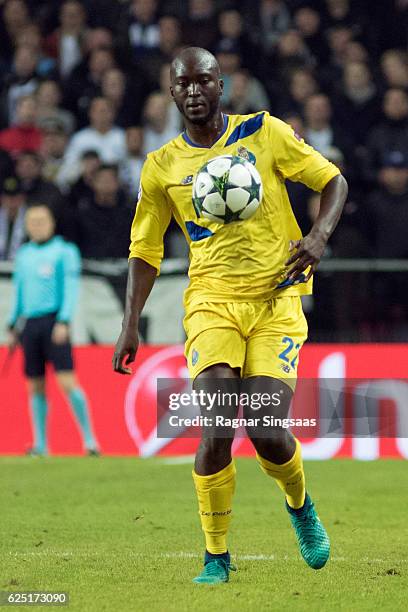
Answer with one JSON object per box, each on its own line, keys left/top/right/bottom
{"left": 25, "top": 204, "right": 55, "bottom": 243}
{"left": 170, "top": 47, "right": 223, "bottom": 125}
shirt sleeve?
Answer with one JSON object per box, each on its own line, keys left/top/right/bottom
{"left": 7, "top": 252, "right": 23, "bottom": 328}
{"left": 57, "top": 242, "right": 81, "bottom": 323}
{"left": 266, "top": 115, "right": 340, "bottom": 192}
{"left": 129, "top": 154, "right": 172, "bottom": 274}
{"left": 56, "top": 132, "right": 85, "bottom": 188}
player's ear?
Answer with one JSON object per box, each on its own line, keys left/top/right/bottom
{"left": 219, "top": 78, "right": 224, "bottom": 96}
{"left": 169, "top": 86, "right": 175, "bottom": 99}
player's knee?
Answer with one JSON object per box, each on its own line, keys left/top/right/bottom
{"left": 28, "top": 377, "right": 46, "bottom": 395}
{"left": 248, "top": 427, "right": 291, "bottom": 455}
{"left": 56, "top": 371, "right": 77, "bottom": 394}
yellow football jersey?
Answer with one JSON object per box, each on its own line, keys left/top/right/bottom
{"left": 129, "top": 111, "right": 340, "bottom": 306}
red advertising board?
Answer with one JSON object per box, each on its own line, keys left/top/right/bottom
{"left": 0, "top": 344, "right": 407, "bottom": 458}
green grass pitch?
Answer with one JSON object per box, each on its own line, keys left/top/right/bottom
{"left": 0, "top": 457, "right": 407, "bottom": 611}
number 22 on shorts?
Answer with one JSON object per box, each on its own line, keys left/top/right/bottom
{"left": 278, "top": 336, "right": 301, "bottom": 370}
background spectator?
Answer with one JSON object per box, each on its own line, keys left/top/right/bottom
{"left": 142, "top": 92, "right": 179, "bottom": 154}
{"left": 74, "top": 164, "right": 133, "bottom": 258}
{"left": 36, "top": 80, "right": 76, "bottom": 135}
{"left": 368, "top": 152, "right": 408, "bottom": 258}
{"left": 225, "top": 69, "right": 270, "bottom": 115}
{"left": 15, "top": 24, "right": 56, "bottom": 77}
{"left": 183, "top": 0, "right": 218, "bottom": 51}
{"left": 40, "top": 119, "right": 69, "bottom": 182}
{"left": 303, "top": 93, "right": 353, "bottom": 160}
{"left": 44, "top": 0, "right": 88, "bottom": 79}
{"left": 293, "top": 6, "right": 328, "bottom": 64}
{"left": 0, "top": 94, "right": 42, "bottom": 156}
{"left": 380, "top": 49, "right": 408, "bottom": 90}
{"left": 15, "top": 150, "right": 66, "bottom": 224}
{"left": 157, "top": 62, "right": 182, "bottom": 133}
{"left": 247, "top": 0, "right": 291, "bottom": 57}
{"left": 364, "top": 88, "right": 408, "bottom": 184}
{"left": 119, "top": 0, "right": 160, "bottom": 64}
{"left": 100, "top": 68, "right": 140, "bottom": 128}
{"left": 68, "top": 149, "right": 100, "bottom": 208}
{"left": 334, "top": 61, "right": 381, "bottom": 145}
{"left": 120, "top": 126, "right": 144, "bottom": 199}
{"left": 217, "top": 9, "right": 257, "bottom": 67}
{"left": 57, "top": 96, "right": 126, "bottom": 187}
{"left": 0, "top": 45, "right": 40, "bottom": 126}
{"left": 0, "top": 0, "right": 31, "bottom": 64}
{"left": 64, "top": 46, "right": 117, "bottom": 126}
{"left": 141, "top": 15, "right": 184, "bottom": 85}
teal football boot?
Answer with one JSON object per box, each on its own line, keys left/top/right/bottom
{"left": 287, "top": 493, "right": 330, "bottom": 569}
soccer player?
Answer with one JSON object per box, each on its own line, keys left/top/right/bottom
{"left": 7, "top": 204, "right": 99, "bottom": 457}
{"left": 113, "top": 47, "right": 348, "bottom": 584}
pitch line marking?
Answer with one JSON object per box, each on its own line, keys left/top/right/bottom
{"left": 4, "top": 551, "right": 408, "bottom": 563}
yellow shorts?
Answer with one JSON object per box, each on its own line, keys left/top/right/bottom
{"left": 183, "top": 297, "right": 308, "bottom": 389}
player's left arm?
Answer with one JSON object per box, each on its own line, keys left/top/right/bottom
{"left": 53, "top": 243, "right": 81, "bottom": 344}
{"left": 285, "top": 174, "right": 348, "bottom": 281}
{"left": 269, "top": 115, "right": 348, "bottom": 281}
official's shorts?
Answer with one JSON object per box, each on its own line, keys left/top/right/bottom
{"left": 183, "top": 297, "right": 308, "bottom": 389}
{"left": 20, "top": 313, "right": 74, "bottom": 378}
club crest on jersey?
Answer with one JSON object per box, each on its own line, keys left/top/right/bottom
{"left": 236, "top": 145, "right": 256, "bottom": 165}
{"left": 181, "top": 174, "right": 193, "bottom": 185}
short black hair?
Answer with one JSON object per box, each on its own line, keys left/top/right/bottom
{"left": 81, "top": 150, "right": 100, "bottom": 160}
{"left": 170, "top": 47, "right": 220, "bottom": 81}
{"left": 96, "top": 163, "right": 119, "bottom": 177}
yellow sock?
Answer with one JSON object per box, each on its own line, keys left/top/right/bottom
{"left": 256, "top": 438, "right": 306, "bottom": 509}
{"left": 192, "top": 462, "right": 236, "bottom": 554}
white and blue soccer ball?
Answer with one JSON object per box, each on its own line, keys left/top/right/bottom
{"left": 192, "top": 154, "right": 263, "bottom": 224}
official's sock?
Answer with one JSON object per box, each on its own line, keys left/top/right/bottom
{"left": 30, "top": 393, "right": 48, "bottom": 454}
{"left": 192, "top": 461, "right": 236, "bottom": 555}
{"left": 257, "top": 438, "right": 306, "bottom": 509}
{"left": 69, "top": 388, "right": 97, "bottom": 450}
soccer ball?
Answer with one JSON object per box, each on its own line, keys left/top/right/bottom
{"left": 192, "top": 154, "right": 263, "bottom": 224}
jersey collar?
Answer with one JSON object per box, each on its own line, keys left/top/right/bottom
{"left": 182, "top": 114, "right": 229, "bottom": 149}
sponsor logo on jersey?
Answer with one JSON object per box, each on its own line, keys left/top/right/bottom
{"left": 192, "top": 349, "right": 199, "bottom": 366}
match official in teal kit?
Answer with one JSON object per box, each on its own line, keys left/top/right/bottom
{"left": 7, "top": 204, "right": 99, "bottom": 456}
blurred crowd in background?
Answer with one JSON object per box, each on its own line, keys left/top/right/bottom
{"left": 0, "top": 0, "right": 407, "bottom": 339}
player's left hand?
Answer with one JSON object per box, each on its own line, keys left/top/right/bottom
{"left": 285, "top": 230, "right": 327, "bottom": 282}
{"left": 52, "top": 322, "right": 69, "bottom": 345}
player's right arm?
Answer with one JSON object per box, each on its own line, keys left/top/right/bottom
{"left": 112, "top": 155, "right": 172, "bottom": 375}
{"left": 6, "top": 250, "right": 24, "bottom": 350}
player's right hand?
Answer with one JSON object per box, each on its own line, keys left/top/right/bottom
{"left": 112, "top": 329, "right": 139, "bottom": 375}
